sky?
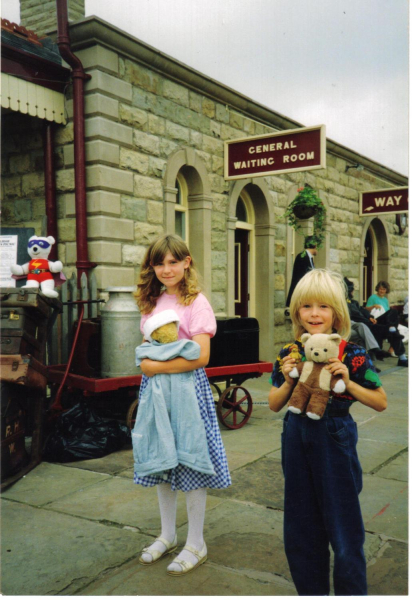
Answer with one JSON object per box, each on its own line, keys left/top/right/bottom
{"left": 2, "top": 0, "right": 409, "bottom": 175}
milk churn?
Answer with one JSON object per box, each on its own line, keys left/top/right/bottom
{"left": 101, "top": 287, "right": 143, "bottom": 378}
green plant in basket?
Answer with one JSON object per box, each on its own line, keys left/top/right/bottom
{"left": 281, "top": 186, "right": 326, "bottom": 248}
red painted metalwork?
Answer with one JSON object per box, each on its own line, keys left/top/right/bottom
{"left": 49, "top": 303, "right": 85, "bottom": 414}
{"left": 47, "top": 361, "right": 273, "bottom": 394}
{"left": 43, "top": 122, "right": 58, "bottom": 260}
{"left": 55, "top": 0, "right": 96, "bottom": 286}
{"left": 48, "top": 299, "right": 104, "bottom": 414}
{"left": 47, "top": 360, "right": 273, "bottom": 429}
{"left": 216, "top": 385, "right": 253, "bottom": 429}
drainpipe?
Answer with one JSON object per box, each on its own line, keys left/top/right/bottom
{"left": 55, "top": 0, "right": 96, "bottom": 285}
{"left": 43, "top": 122, "right": 58, "bottom": 261}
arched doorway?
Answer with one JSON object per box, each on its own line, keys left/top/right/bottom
{"left": 227, "top": 178, "right": 275, "bottom": 361}
{"left": 360, "top": 218, "right": 390, "bottom": 304}
{"left": 234, "top": 191, "right": 255, "bottom": 317}
{"left": 363, "top": 227, "right": 374, "bottom": 301}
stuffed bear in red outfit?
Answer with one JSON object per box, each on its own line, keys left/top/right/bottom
{"left": 287, "top": 332, "right": 346, "bottom": 420}
{"left": 10, "top": 236, "right": 63, "bottom": 298}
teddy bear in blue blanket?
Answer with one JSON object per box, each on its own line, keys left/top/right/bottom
{"left": 132, "top": 309, "right": 215, "bottom": 478}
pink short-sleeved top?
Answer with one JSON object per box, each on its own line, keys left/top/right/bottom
{"left": 140, "top": 292, "right": 217, "bottom": 341}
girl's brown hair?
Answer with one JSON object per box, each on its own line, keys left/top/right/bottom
{"left": 134, "top": 234, "right": 201, "bottom": 314}
{"left": 289, "top": 269, "right": 352, "bottom": 341}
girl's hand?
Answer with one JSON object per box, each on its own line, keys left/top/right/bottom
{"left": 269, "top": 356, "right": 298, "bottom": 412}
{"left": 281, "top": 356, "right": 298, "bottom": 385}
{"left": 370, "top": 317, "right": 377, "bottom": 324}
{"left": 326, "top": 358, "right": 350, "bottom": 386}
{"left": 140, "top": 359, "right": 158, "bottom": 377}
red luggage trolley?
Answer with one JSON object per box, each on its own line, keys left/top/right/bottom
{"left": 47, "top": 303, "right": 273, "bottom": 430}
{"left": 47, "top": 361, "right": 273, "bottom": 430}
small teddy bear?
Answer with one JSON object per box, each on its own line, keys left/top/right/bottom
{"left": 287, "top": 332, "right": 346, "bottom": 420}
{"left": 150, "top": 321, "right": 179, "bottom": 344}
{"left": 10, "top": 235, "right": 63, "bottom": 298}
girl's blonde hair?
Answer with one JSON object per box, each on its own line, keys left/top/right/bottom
{"left": 134, "top": 234, "right": 201, "bottom": 314}
{"left": 289, "top": 269, "right": 351, "bottom": 341}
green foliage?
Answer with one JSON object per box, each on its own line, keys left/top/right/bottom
{"left": 281, "top": 186, "right": 326, "bottom": 247}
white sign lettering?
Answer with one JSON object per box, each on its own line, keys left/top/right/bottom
{"left": 365, "top": 195, "right": 404, "bottom": 211}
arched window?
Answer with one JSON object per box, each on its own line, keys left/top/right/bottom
{"left": 175, "top": 174, "right": 188, "bottom": 242}
{"left": 236, "top": 197, "right": 248, "bottom": 223}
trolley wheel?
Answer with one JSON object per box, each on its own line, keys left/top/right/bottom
{"left": 126, "top": 398, "right": 139, "bottom": 430}
{"left": 216, "top": 385, "right": 252, "bottom": 430}
{"left": 209, "top": 382, "right": 223, "bottom": 404}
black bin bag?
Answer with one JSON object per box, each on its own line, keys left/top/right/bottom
{"left": 43, "top": 402, "right": 131, "bottom": 462}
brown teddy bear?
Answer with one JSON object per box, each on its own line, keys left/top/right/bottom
{"left": 142, "top": 309, "right": 180, "bottom": 344}
{"left": 287, "top": 332, "right": 346, "bottom": 420}
{"left": 150, "top": 321, "right": 178, "bottom": 344}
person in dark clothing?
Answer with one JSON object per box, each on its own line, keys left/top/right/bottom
{"left": 344, "top": 278, "right": 407, "bottom": 367}
{"left": 286, "top": 237, "right": 317, "bottom": 307}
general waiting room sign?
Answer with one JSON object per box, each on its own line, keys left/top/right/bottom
{"left": 224, "top": 125, "right": 326, "bottom": 180}
{"left": 359, "top": 187, "right": 408, "bottom": 216}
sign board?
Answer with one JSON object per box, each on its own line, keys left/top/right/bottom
{"left": 359, "top": 187, "right": 408, "bottom": 217}
{"left": 224, "top": 125, "right": 326, "bottom": 180}
{"left": 0, "top": 235, "right": 18, "bottom": 287}
{"left": 0, "top": 227, "right": 35, "bottom": 288}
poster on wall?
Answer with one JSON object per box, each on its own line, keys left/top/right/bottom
{"left": 0, "top": 235, "right": 18, "bottom": 287}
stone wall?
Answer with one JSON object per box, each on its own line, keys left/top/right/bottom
{"left": 1, "top": 21, "right": 408, "bottom": 356}
{"left": 20, "top": 0, "right": 85, "bottom": 35}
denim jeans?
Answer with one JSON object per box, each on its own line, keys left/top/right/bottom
{"left": 281, "top": 401, "right": 367, "bottom": 596}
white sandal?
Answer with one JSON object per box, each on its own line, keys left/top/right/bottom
{"left": 139, "top": 535, "right": 177, "bottom": 565}
{"left": 167, "top": 543, "right": 207, "bottom": 576}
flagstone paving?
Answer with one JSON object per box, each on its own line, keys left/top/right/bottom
{"left": 1, "top": 358, "right": 407, "bottom": 595}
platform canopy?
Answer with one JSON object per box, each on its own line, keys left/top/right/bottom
{"left": 1, "top": 18, "right": 70, "bottom": 124}
{"left": 1, "top": 73, "right": 66, "bottom": 123}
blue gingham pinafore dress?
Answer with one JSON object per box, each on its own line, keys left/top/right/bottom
{"left": 133, "top": 368, "right": 232, "bottom": 491}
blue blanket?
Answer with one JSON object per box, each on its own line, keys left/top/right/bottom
{"left": 132, "top": 340, "right": 216, "bottom": 477}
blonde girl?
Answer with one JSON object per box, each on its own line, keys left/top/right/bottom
{"left": 133, "top": 234, "right": 231, "bottom": 576}
{"left": 269, "top": 269, "right": 386, "bottom": 595}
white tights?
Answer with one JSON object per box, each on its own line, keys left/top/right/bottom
{"left": 141, "top": 484, "right": 207, "bottom": 571}
{"left": 168, "top": 487, "right": 207, "bottom": 572}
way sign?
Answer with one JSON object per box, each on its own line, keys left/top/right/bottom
{"left": 359, "top": 187, "right": 408, "bottom": 217}
{"left": 224, "top": 125, "right": 326, "bottom": 180}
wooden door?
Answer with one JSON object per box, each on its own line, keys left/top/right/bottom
{"left": 235, "top": 228, "right": 249, "bottom": 317}
{"left": 363, "top": 228, "right": 373, "bottom": 302}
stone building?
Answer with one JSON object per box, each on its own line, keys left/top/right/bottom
{"left": 1, "top": 1, "right": 408, "bottom": 360}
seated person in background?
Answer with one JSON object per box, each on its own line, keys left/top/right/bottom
{"left": 364, "top": 280, "right": 407, "bottom": 366}
{"left": 350, "top": 321, "right": 382, "bottom": 371}
{"left": 344, "top": 278, "right": 383, "bottom": 367}
{"left": 403, "top": 295, "right": 408, "bottom": 326}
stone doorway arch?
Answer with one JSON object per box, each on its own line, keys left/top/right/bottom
{"left": 163, "top": 147, "right": 213, "bottom": 297}
{"left": 359, "top": 217, "right": 391, "bottom": 303}
{"left": 227, "top": 178, "right": 275, "bottom": 361}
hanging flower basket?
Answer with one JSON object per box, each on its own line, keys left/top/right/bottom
{"left": 281, "top": 186, "right": 326, "bottom": 247}
{"left": 292, "top": 204, "right": 317, "bottom": 220}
